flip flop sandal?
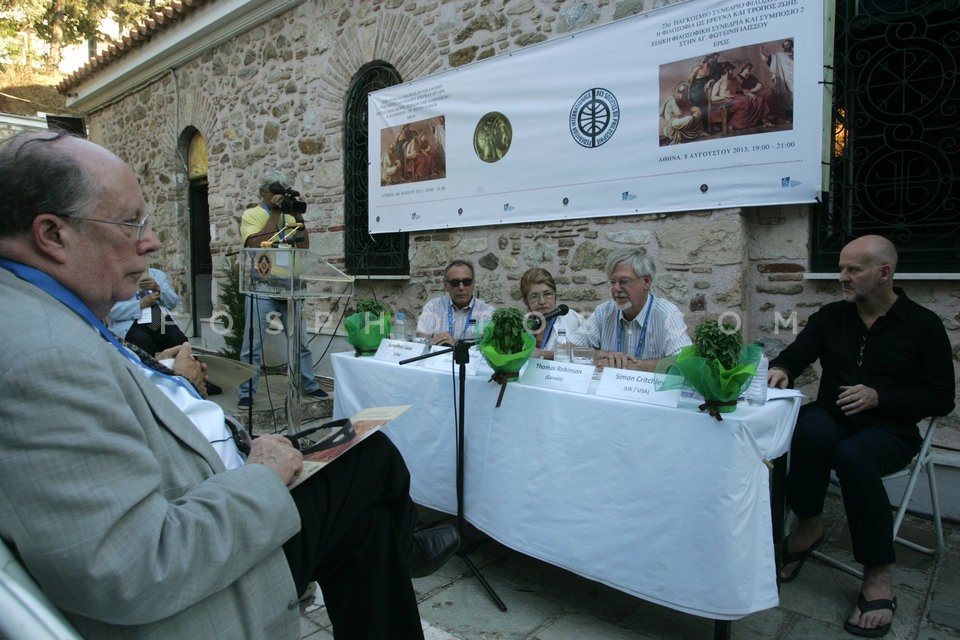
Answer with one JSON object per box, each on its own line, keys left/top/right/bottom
{"left": 286, "top": 418, "right": 356, "bottom": 454}
{"left": 843, "top": 592, "right": 897, "bottom": 638}
{"left": 777, "top": 533, "right": 825, "bottom": 583}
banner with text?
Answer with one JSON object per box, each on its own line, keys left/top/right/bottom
{"left": 368, "top": 0, "right": 823, "bottom": 233}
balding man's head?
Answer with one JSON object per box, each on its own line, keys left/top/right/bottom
{"left": 844, "top": 235, "right": 898, "bottom": 274}
{"left": 0, "top": 131, "right": 107, "bottom": 238}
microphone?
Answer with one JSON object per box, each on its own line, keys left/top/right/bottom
{"left": 527, "top": 304, "right": 569, "bottom": 331}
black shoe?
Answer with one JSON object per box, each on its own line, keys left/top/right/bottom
{"left": 305, "top": 387, "right": 328, "bottom": 399}
{"left": 238, "top": 396, "right": 252, "bottom": 408}
{"left": 407, "top": 524, "right": 460, "bottom": 578}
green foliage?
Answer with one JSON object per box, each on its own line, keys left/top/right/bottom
{"left": 217, "top": 256, "right": 246, "bottom": 360}
{"left": 355, "top": 299, "right": 385, "bottom": 315}
{"left": 488, "top": 307, "right": 526, "bottom": 355}
{"left": 33, "top": 1, "right": 108, "bottom": 48}
{"left": 693, "top": 320, "right": 743, "bottom": 370}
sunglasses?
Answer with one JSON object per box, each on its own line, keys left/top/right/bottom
{"left": 446, "top": 278, "right": 474, "bottom": 287}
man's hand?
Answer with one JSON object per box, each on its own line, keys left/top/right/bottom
{"left": 160, "top": 342, "right": 208, "bottom": 398}
{"left": 768, "top": 367, "right": 790, "bottom": 389}
{"left": 838, "top": 384, "right": 878, "bottom": 415}
{"left": 139, "top": 276, "right": 158, "bottom": 292}
{"left": 247, "top": 434, "right": 303, "bottom": 486}
{"left": 138, "top": 290, "right": 160, "bottom": 309}
{"left": 594, "top": 350, "right": 640, "bottom": 371}
{"left": 430, "top": 332, "right": 455, "bottom": 346}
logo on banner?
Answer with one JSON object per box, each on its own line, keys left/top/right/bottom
{"left": 569, "top": 88, "right": 620, "bottom": 148}
{"left": 474, "top": 112, "right": 513, "bottom": 163}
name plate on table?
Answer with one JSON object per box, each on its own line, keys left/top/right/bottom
{"left": 373, "top": 339, "right": 427, "bottom": 364}
{"left": 595, "top": 369, "right": 680, "bottom": 407}
{"left": 420, "top": 345, "right": 481, "bottom": 376}
{"left": 518, "top": 358, "right": 593, "bottom": 394}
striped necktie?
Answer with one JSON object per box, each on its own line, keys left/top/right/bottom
{"left": 122, "top": 339, "right": 206, "bottom": 397}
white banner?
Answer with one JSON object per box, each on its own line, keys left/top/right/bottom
{"left": 368, "top": 0, "right": 823, "bottom": 233}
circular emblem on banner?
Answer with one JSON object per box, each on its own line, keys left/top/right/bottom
{"left": 569, "top": 88, "right": 620, "bottom": 148}
{"left": 473, "top": 112, "right": 513, "bottom": 163}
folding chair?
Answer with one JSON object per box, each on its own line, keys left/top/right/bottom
{"left": 0, "top": 538, "right": 81, "bottom": 640}
{"left": 808, "top": 416, "right": 944, "bottom": 579}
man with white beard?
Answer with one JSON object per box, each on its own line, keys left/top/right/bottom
{"left": 570, "top": 247, "right": 691, "bottom": 371}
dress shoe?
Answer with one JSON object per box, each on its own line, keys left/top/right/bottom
{"left": 407, "top": 524, "right": 460, "bottom": 578}
{"left": 238, "top": 396, "right": 252, "bottom": 408}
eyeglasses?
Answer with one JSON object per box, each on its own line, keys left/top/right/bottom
{"left": 58, "top": 213, "right": 151, "bottom": 242}
{"left": 525, "top": 291, "right": 556, "bottom": 303}
{"left": 608, "top": 277, "right": 639, "bottom": 288}
{"left": 446, "top": 278, "right": 473, "bottom": 288}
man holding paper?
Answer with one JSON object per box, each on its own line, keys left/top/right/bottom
{"left": 0, "top": 131, "right": 458, "bottom": 640}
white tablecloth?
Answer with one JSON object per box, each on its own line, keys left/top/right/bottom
{"left": 332, "top": 352, "right": 802, "bottom": 620}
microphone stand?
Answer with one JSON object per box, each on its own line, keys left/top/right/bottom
{"left": 400, "top": 340, "right": 507, "bottom": 611}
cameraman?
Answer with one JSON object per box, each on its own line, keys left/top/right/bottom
{"left": 237, "top": 171, "right": 327, "bottom": 407}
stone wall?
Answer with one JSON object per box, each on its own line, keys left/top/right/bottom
{"left": 79, "top": 0, "right": 958, "bottom": 435}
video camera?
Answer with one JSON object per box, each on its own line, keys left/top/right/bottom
{"left": 268, "top": 182, "right": 307, "bottom": 215}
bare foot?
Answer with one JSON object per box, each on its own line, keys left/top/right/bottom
{"left": 846, "top": 565, "right": 895, "bottom": 633}
{"left": 779, "top": 517, "right": 823, "bottom": 581}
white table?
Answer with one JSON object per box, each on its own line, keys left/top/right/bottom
{"left": 332, "top": 351, "right": 802, "bottom": 620}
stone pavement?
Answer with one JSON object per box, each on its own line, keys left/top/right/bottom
{"left": 294, "top": 500, "right": 960, "bottom": 640}
{"left": 205, "top": 375, "right": 960, "bottom": 640}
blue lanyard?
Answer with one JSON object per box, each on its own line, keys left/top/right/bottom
{"left": 447, "top": 299, "right": 474, "bottom": 339}
{"left": 539, "top": 317, "right": 557, "bottom": 348}
{"left": 616, "top": 294, "right": 654, "bottom": 359}
{"left": 0, "top": 258, "right": 201, "bottom": 399}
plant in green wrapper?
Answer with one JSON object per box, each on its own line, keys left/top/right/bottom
{"left": 655, "top": 319, "right": 763, "bottom": 420}
{"left": 344, "top": 299, "right": 391, "bottom": 356}
{"left": 478, "top": 308, "right": 536, "bottom": 406}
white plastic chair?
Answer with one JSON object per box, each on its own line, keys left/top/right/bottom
{"left": 0, "top": 538, "right": 82, "bottom": 640}
{"left": 805, "top": 416, "right": 944, "bottom": 579}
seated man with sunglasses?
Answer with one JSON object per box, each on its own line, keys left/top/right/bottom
{"left": 416, "top": 259, "right": 495, "bottom": 346}
{"left": 570, "top": 247, "right": 691, "bottom": 372}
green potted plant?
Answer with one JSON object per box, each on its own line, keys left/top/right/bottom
{"left": 478, "top": 308, "right": 536, "bottom": 405}
{"left": 656, "top": 319, "right": 762, "bottom": 419}
{"left": 344, "top": 299, "right": 392, "bottom": 356}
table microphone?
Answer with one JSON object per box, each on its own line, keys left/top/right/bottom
{"left": 528, "top": 304, "right": 569, "bottom": 331}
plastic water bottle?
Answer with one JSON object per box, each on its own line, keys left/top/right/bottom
{"left": 393, "top": 312, "right": 408, "bottom": 341}
{"left": 745, "top": 344, "right": 768, "bottom": 406}
{"left": 553, "top": 328, "right": 571, "bottom": 362}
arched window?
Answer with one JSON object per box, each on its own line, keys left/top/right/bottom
{"left": 343, "top": 61, "right": 409, "bottom": 276}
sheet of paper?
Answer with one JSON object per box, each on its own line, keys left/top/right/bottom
{"left": 194, "top": 353, "right": 257, "bottom": 388}
{"left": 288, "top": 405, "right": 412, "bottom": 489}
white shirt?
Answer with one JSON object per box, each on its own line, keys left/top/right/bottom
{"left": 143, "top": 355, "right": 246, "bottom": 470}
{"left": 570, "top": 296, "right": 691, "bottom": 359}
{"left": 416, "top": 294, "right": 495, "bottom": 341}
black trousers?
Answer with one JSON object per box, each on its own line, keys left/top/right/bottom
{"left": 124, "top": 316, "right": 190, "bottom": 355}
{"left": 786, "top": 404, "right": 920, "bottom": 566}
{"left": 283, "top": 432, "right": 424, "bottom": 640}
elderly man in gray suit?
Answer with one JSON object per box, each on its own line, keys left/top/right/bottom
{"left": 0, "top": 130, "right": 458, "bottom": 639}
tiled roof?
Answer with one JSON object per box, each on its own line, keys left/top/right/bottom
{"left": 57, "top": 0, "right": 212, "bottom": 94}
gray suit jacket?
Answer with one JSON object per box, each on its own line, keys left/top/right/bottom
{"left": 0, "top": 269, "right": 302, "bottom": 639}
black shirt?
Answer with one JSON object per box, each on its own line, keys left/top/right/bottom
{"left": 769, "top": 288, "right": 955, "bottom": 437}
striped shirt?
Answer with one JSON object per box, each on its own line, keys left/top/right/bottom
{"left": 416, "top": 294, "right": 496, "bottom": 341}
{"left": 569, "top": 296, "right": 691, "bottom": 359}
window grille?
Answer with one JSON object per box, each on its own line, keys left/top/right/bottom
{"left": 343, "top": 61, "right": 409, "bottom": 276}
{"left": 813, "top": 0, "right": 959, "bottom": 272}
